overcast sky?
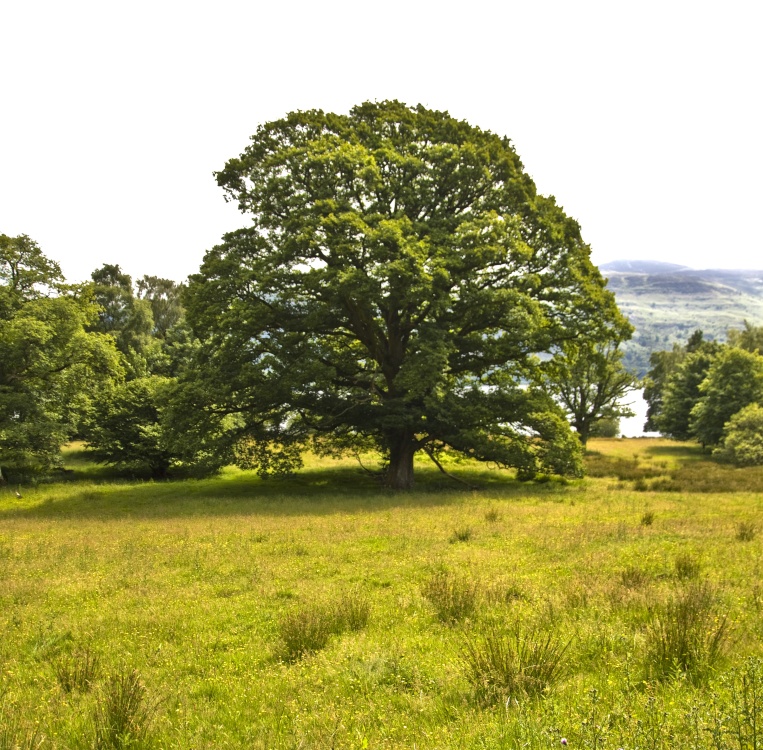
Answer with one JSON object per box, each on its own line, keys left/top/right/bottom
{"left": 2, "top": 0, "right": 761, "bottom": 284}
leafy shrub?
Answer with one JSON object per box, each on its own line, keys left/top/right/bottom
{"left": 85, "top": 377, "right": 177, "bottom": 479}
{"left": 461, "top": 622, "right": 571, "bottom": 703}
{"left": 422, "top": 570, "right": 479, "bottom": 624}
{"left": 715, "top": 404, "right": 763, "bottom": 466}
{"left": 643, "top": 581, "right": 729, "bottom": 683}
{"left": 93, "top": 668, "right": 157, "bottom": 749}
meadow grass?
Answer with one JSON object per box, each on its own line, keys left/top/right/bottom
{"left": 1, "top": 438, "right": 763, "bottom": 747}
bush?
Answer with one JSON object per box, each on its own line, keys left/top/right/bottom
{"left": 714, "top": 403, "right": 763, "bottom": 467}
{"left": 85, "top": 377, "right": 177, "bottom": 478}
{"left": 461, "top": 622, "right": 571, "bottom": 703}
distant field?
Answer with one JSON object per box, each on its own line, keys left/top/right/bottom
{"left": 2, "top": 439, "right": 763, "bottom": 748}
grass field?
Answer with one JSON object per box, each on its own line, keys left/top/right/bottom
{"left": 2, "top": 439, "right": 763, "bottom": 748}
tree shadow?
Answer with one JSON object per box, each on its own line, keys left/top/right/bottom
{"left": 643, "top": 444, "right": 706, "bottom": 460}
{"left": 0, "top": 465, "right": 570, "bottom": 521}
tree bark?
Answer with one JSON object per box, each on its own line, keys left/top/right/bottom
{"left": 383, "top": 432, "right": 417, "bottom": 490}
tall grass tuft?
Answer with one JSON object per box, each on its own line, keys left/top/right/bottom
{"left": 279, "top": 590, "right": 371, "bottom": 661}
{"left": 279, "top": 604, "right": 335, "bottom": 660}
{"left": 620, "top": 565, "right": 650, "bottom": 590}
{"left": 461, "top": 622, "right": 571, "bottom": 703}
{"left": 55, "top": 646, "right": 100, "bottom": 693}
{"left": 644, "top": 581, "right": 729, "bottom": 683}
{"left": 450, "top": 526, "right": 472, "bottom": 543}
{"left": 674, "top": 553, "right": 701, "bottom": 580}
{"left": 93, "top": 668, "right": 156, "bottom": 749}
{"left": 725, "top": 656, "right": 763, "bottom": 750}
{"left": 737, "top": 521, "right": 757, "bottom": 542}
{"left": 421, "top": 570, "right": 479, "bottom": 624}
{"left": 335, "top": 589, "right": 371, "bottom": 632}
{"left": 0, "top": 697, "right": 41, "bottom": 750}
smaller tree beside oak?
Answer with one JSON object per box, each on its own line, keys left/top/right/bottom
{"left": 542, "top": 334, "right": 636, "bottom": 448}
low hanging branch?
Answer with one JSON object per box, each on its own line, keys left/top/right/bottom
{"left": 423, "top": 445, "right": 479, "bottom": 490}
{"left": 353, "top": 451, "right": 385, "bottom": 478}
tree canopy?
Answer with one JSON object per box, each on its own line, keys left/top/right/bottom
{"left": 689, "top": 347, "right": 763, "bottom": 447}
{"left": 542, "top": 337, "right": 636, "bottom": 448}
{"left": 176, "top": 103, "right": 626, "bottom": 488}
{"left": 0, "top": 235, "right": 121, "bottom": 480}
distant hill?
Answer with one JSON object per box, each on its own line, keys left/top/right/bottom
{"left": 599, "top": 261, "right": 763, "bottom": 375}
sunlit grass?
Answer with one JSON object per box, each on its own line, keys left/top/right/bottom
{"left": 0, "top": 438, "right": 762, "bottom": 746}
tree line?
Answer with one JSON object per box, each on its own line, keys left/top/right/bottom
{"left": 2, "top": 102, "right": 641, "bottom": 489}
{"left": 644, "top": 323, "right": 763, "bottom": 465}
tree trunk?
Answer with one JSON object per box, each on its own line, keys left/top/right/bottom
{"left": 383, "top": 432, "right": 417, "bottom": 490}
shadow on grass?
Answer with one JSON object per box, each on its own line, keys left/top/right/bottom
{"left": 643, "top": 443, "right": 706, "bottom": 460}
{"left": 0, "top": 464, "right": 571, "bottom": 521}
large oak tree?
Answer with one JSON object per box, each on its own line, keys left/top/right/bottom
{"left": 180, "top": 102, "right": 624, "bottom": 488}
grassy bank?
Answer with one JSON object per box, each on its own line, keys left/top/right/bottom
{"left": 1, "top": 439, "right": 763, "bottom": 748}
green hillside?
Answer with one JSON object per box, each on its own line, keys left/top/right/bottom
{"left": 600, "top": 261, "right": 763, "bottom": 374}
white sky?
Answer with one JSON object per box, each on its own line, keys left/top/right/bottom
{"left": 2, "top": 0, "right": 761, "bottom": 284}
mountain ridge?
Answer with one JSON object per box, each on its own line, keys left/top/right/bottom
{"left": 597, "top": 260, "right": 763, "bottom": 375}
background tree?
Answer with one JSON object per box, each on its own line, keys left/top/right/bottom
{"left": 86, "top": 377, "right": 176, "bottom": 478}
{"left": 178, "top": 102, "right": 626, "bottom": 488}
{"left": 0, "top": 234, "right": 121, "bottom": 480}
{"left": 542, "top": 335, "right": 637, "bottom": 448}
{"left": 653, "top": 341, "right": 721, "bottom": 440}
{"left": 136, "top": 276, "right": 185, "bottom": 338}
{"left": 642, "top": 330, "right": 705, "bottom": 431}
{"left": 89, "top": 264, "right": 157, "bottom": 378}
{"left": 690, "top": 348, "right": 763, "bottom": 447}
{"left": 727, "top": 321, "right": 763, "bottom": 354}
{"left": 714, "top": 403, "right": 763, "bottom": 466}
{"left": 82, "top": 272, "right": 199, "bottom": 471}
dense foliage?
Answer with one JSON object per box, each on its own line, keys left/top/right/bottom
{"left": 714, "top": 403, "right": 763, "bottom": 466}
{"left": 180, "top": 101, "right": 625, "bottom": 487}
{"left": 0, "top": 234, "right": 120, "bottom": 480}
{"left": 542, "top": 337, "right": 636, "bottom": 447}
{"left": 644, "top": 326, "right": 763, "bottom": 462}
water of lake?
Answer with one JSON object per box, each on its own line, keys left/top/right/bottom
{"left": 618, "top": 389, "right": 661, "bottom": 438}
